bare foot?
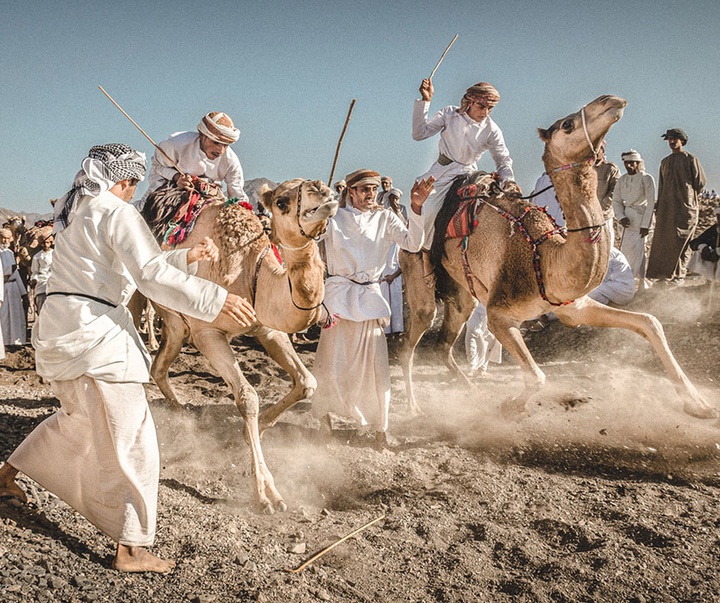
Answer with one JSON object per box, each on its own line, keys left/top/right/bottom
{"left": 112, "top": 545, "right": 175, "bottom": 574}
{"left": 374, "top": 432, "right": 395, "bottom": 455}
{"left": 0, "top": 463, "right": 27, "bottom": 503}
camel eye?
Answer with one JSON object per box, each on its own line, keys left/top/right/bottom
{"left": 561, "top": 119, "right": 574, "bottom": 132}
{"left": 275, "top": 197, "right": 290, "bottom": 213}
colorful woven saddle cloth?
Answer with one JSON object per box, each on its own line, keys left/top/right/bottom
{"left": 445, "top": 172, "right": 498, "bottom": 240}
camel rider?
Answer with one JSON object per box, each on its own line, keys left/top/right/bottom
{"left": 412, "top": 79, "right": 515, "bottom": 283}
{"left": 138, "top": 111, "right": 248, "bottom": 209}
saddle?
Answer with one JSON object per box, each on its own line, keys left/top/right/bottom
{"left": 444, "top": 173, "right": 499, "bottom": 240}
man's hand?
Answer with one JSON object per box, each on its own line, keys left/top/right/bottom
{"left": 410, "top": 177, "right": 436, "bottom": 214}
{"left": 187, "top": 237, "right": 219, "bottom": 264}
{"left": 220, "top": 294, "right": 256, "bottom": 327}
{"left": 619, "top": 217, "right": 631, "bottom": 228}
{"left": 419, "top": 78, "right": 434, "bottom": 102}
{"left": 173, "top": 173, "right": 194, "bottom": 191}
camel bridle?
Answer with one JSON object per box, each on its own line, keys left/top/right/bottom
{"left": 296, "top": 180, "right": 328, "bottom": 241}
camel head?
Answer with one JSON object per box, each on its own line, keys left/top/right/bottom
{"left": 260, "top": 179, "right": 338, "bottom": 246}
{"left": 538, "top": 95, "right": 627, "bottom": 170}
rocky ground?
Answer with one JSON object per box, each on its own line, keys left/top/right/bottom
{"left": 1, "top": 278, "right": 720, "bottom": 602}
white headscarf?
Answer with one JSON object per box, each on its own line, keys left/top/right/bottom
{"left": 53, "top": 144, "right": 146, "bottom": 234}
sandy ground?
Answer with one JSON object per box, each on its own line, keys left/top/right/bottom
{"left": 1, "top": 277, "right": 720, "bottom": 602}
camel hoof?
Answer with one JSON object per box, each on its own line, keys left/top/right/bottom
{"left": 260, "top": 502, "right": 276, "bottom": 516}
{"left": 275, "top": 500, "right": 288, "bottom": 513}
{"left": 683, "top": 403, "right": 720, "bottom": 420}
{"left": 500, "top": 397, "right": 528, "bottom": 421}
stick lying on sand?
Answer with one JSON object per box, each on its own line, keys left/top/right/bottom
{"left": 284, "top": 514, "right": 386, "bottom": 574}
{"left": 98, "top": 85, "right": 186, "bottom": 176}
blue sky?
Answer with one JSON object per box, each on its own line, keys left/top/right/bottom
{"left": 2, "top": 0, "right": 719, "bottom": 215}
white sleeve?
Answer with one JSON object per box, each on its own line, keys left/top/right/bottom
{"left": 108, "top": 205, "right": 227, "bottom": 322}
{"left": 412, "top": 100, "right": 445, "bottom": 141}
{"left": 385, "top": 209, "right": 424, "bottom": 253}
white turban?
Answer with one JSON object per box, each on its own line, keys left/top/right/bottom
{"left": 197, "top": 111, "right": 240, "bottom": 144}
{"left": 621, "top": 149, "right": 643, "bottom": 163}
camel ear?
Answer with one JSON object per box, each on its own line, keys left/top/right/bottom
{"left": 537, "top": 127, "right": 551, "bottom": 142}
{"left": 259, "top": 184, "right": 274, "bottom": 212}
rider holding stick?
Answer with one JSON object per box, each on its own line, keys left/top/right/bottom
{"left": 412, "top": 78, "right": 515, "bottom": 285}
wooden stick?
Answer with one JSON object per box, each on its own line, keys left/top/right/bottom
{"left": 284, "top": 514, "right": 385, "bottom": 574}
{"left": 429, "top": 34, "right": 458, "bottom": 80}
{"left": 98, "top": 85, "right": 186, "bottom": 176}
{"left": 328, "top": 99, "right": 356, "bottom": 186}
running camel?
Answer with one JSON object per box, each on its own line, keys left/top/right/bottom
{"left": 399, "top": 95, "right": 718, "bottom": 420}
{"left": 144, "top": 179, "right": 337, "bottom": 514}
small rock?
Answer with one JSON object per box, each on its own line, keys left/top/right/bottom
{"left": 287, "top": 542, "right": 307, "bottom": 554}
{"left": 243, "top": 560, "right": 258, "bottom": 572}
{"left": 316, "top": 590, "right": 331, "bottom": 601}
{"left": 321, "top": 508, "right": 331, "bottom": 517}
{"left": 191, "top": 595, "right": 217, "bottom": 603}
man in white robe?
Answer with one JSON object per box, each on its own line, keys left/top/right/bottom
{"left": 413, "top": 79, "right": 514, "bottom": 282}
{"left": 0, "top": 144, "right": 256, "bottom": 574}
{"left": 30, "top": 233, "right": 54, "bottom": 315}
{"left": 0, "top": 228, "right": 27, "bottom": 345}
{"left": 312, "top": 170, "right": 432, "bottom": 449}
{"left": 613, "top": 149, "right": 656, "bottom": 290}
{"left": 138, "top": 111, "right": 248, "bottom": 209}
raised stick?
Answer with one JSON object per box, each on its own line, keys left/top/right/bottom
{"left": 328, "top": 99, "right": 356, "bottom": 186}
{"left": 98, "top": 85, "right": 185, "bottom": 176}
{"left": 429, "top": 34, "right": 458, "bottom": 80}
{"left": 284, "top": 514, "right": 385, "bottom": 574}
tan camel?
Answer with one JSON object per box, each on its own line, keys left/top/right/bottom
{"left": 148, "top": 179, "right": 337, "bottom": 514}
{"left": 400, "top": 94, "right": 718, "bottom": 420}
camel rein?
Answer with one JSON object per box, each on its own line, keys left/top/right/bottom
{"left": 456, "top": 182, "right": 604, "bottom": 307}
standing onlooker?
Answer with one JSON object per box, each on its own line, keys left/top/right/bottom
{"left": 464, "top": 302, "right": 502, "bottom": 378}
{"left": 376, "top": 176, "right": 393, "bottom": 208}
{"left": 613, "top": 149, "right": 656, "bottom": 289}
{"left": 594, "top": 141, "right": 620, "bottom": 246}
{"left": 412, "top": 78, "right": 514, "bottom": 283}
{"left": 380, "top": 188, "right": 407, "bottom": 337}
{"left": 646, "top": 128, "right": 706, "bottom": 283}
{"left": 312, "top": 170, "right": 431, "bottom": 449}
{"left": 30, "top": 234, "right": 54, "bottom": 315}
{"left": 0, "top": 227, "right": 27, "bottom": 345}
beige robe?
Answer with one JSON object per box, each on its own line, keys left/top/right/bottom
{"left": 647, "top": 151, "right": 706, "bottom": 279}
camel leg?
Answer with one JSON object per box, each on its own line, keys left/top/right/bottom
{"left": 150, "top": 310, "right": 189, "bottom": 410}
{"left": 253, "top": 326, "right": 317, "bottom": 434}
{"left": 487, "top": 309, "right": 547, "bottom": 417}
{"left": 398, "top": 251, "right": 437, "bottom": 416}
{"left": 554, "top": 298, "right": 718, "bottom": 419}
{"left": 145, "top": 301, "right": 159, "bottom": 352}
{"left": 440, "top": 288, "right": 477, "bottom": 387}
{"left": 192, "top": 327, "right": 286, "bottom": 514}
{"left": 128, "top": 290, "right": 145, "bottom": 331}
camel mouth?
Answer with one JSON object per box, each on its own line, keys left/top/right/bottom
{"left": 303, "top": 199, "right": 339, "bottom": 223}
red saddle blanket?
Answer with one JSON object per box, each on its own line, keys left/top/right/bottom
{"left": 446, "top": 199, "right": 476, "bottom": 239}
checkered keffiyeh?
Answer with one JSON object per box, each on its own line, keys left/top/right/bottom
{"left": 53, "top": 143, "right": 146, "bottom": 233}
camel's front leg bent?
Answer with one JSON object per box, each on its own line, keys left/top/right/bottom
{"left": 554, "top": 297, "right": 718, "bottom": 419}
{"left": 192, "top": 327, "right": 287, "bottom": 514}
{"left": 253, "top": 326, "right": 317, "bottom": 434}
{"left": 151, "top": 309, "right": 190, "bottom": 409}
{"left": 487, "top": 308, "right": 546, "bottom": 416}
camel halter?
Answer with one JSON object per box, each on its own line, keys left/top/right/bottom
{"left": 296, "top": 180, "right": 327, "bottom": 241}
